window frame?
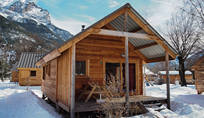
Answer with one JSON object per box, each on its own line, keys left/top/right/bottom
{"left": 75, "top": 59, "right": 89, "bottom": 76}
{"left": 43, "top": 66, "right": 46, "bottom": 80}
{"left": 76, "top": 60, "right": 86, "bottom": 76}
{"left": 30, "top": 70, "right": 37, "bottom": 77}
{"left": 46, "top": 63, "right": 50, "bottom": 76}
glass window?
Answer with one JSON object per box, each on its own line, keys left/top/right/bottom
{"left": 43, "top": 67, "right": 45, "bottom": 80}
{"left": 46, "top": 64, "right": 50, "bottom": 76}
{"left": 76, "top": 61, "right": 86, "bottom": 75}
{"left": 30, "top": 71, "right": 36, "bottom": 77}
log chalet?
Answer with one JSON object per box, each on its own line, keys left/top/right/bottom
{"left": 36, "top": 3, "right": 177, "bottom": 116}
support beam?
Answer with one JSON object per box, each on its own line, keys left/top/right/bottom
{"left": 124, "top": 9, "right": 129, "bottom": 113}
{"left": 165, "top": 52, "right": 170, "bottom": 109}
{"left": 125, "top": 36, "right": 129, "bottom": 112}
{"left": 71, "top": 44, "right": 76, "bottom": 118}
{"left": 93, "top": 29, "right": 150, "bottom": 40}
{"left": 134, "top": 42, "right": 158, "bottom": 50}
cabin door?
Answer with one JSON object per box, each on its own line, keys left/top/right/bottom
{"left": 122, "top": 63, "right": 136, "bottom": 92}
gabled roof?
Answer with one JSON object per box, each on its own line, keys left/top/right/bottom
{"left": 17, "top": 52, "right": 45, "bottom": 68}
{"left": 37, "top": 3, "right": 177, "bottom": 66}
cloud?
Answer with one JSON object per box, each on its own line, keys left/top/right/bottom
{"left": 75, "top": 14, "right": 96, "bottom": 22}
{"left": 51, "top": 16, "right": 90, "bottom": 35}
{"left": 145, "top": 0, "right": 183, "bottom": 32}
{"left": 108, "top": 0, "right": 120, "bottom": 8}
{"left": 79, "top": 5, "right": 88, "bottom": 10}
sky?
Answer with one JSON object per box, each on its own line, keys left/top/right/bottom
{"left": 36, "top": 0, "right": 183, "bottom": 35}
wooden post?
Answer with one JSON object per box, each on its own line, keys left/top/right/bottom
{"left": 165, "top": 51, "right": 170, "bottom": 109}
{"left": 125, "top": 36, "right": 129, "bottom": 111}
{"left": 71, "top": 44, "right": 76, "bottom": 118}
{"left": 124, "top": 9, "right": 129, "bottom": 113}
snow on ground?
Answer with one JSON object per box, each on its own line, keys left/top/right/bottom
{"left": 0, "top": 81, "right": 61, "bottom": 118}
{"left": 1, "top": 80, "right": 204, "bottom": 118}
{"left": 133, "top": 84, "right": 204, "bottom": 118}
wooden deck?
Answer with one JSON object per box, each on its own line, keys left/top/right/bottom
{"left": 75, "top": 95, "right": 167, "bottom": 112}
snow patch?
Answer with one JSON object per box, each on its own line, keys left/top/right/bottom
{"left": 0, "top": 82, "right": 61, "bottom": 118}
{"left": 143, "top": 84, "right": 204, "bottom": 118}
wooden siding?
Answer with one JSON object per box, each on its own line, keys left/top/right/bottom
{"left": 42, "top": 36, "right": 145, "bottom": 111}
{"left": 18, "top": 68, "right": 42, "bottom": 86}
{"left": 195, "top": 71, "right": 204, "bottom": 94}
{"left": 57, "top": 48, "right": 72, "bottom": 108}
{"left": 192, "top": 58, "right": 204, "bottom": 94}
{"left": 76, "top": 36, "right": 144, "bottom": 95}
{"left": 42, "top": 59, "right": 57, "bottom": 102}
{"left": 11, "top": 71, "right": 19, "bottom": 82}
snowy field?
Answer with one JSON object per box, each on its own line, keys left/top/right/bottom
{"left": 0, "top": 80, "right": 204, "bottom": 118}
{"left": 0, "top": 80, "right": 62, "bottom": 118}
{"left": 134, "top": 84, "right": 204, "bottom": 118}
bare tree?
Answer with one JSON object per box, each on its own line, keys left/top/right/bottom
{"left": 184, "top": 0, "right": 204, "bottom": 24}
{"left": 166, "top": 9, "right": 201, "bottom": 86}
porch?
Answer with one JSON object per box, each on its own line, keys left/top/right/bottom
{"left": 75, "top": 77, "right": 167, "bottom": 113}
{"left": 75, "top": 95, "right": 167, "bottom": 112}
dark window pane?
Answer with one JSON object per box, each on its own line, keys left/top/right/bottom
{"left": 46, "top": 64, "right": 50, "bottom": 76}
{"left": 43, "top": 67, "right": 45, "bottom": 80}
{"left": 76, "top": 61, "right": 86, "bottom": 75}
{"left": 30, "top": 71, "right": 36, "bottom": 77}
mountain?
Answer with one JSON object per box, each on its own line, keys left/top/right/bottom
{"left": 0, "top": 15, "right": 57, "bottom": 60}
{"left": 0, "top": 0, "right": 72, "bottom": 41}
{"left": 0, "top": 0, "right": 73, "bottom": 63}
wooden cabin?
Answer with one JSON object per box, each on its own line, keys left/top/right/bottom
{"left": 11, "top": 63, "right": 19, "bottom": 82}
{"left": 192, "top": 55, "right": 204, "bottom": 94}
{"left": 17, "top": 52, "right": 44, "bottom": 86}
{"left": 158, "top": 71, "right": 193, "bottom": 84}
{"left": 37, "top": 3, "right": 177, "bottom": 115}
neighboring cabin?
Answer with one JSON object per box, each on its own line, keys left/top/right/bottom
{"left": 158, "top": 71, "right": 193, "bottom": 84}
{"left": 16, "top": 52, "right": 44, "bottom": 86}
{"left": 192, "top": 55, "right": 204, "bottom": 94}
{"left": 36, "top": 3, "right": 177, "bottom": 114}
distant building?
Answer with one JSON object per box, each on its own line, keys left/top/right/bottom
{"left": 16, "top": 52, "right": 44, "bottom": 86}
{"left": 158, "top": 71, "right": 193, "bottom": 84}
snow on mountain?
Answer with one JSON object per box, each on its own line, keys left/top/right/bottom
{"left": 8, "top": 1, "right": 51, "bottom": 25}
{"left": 0, "top": 0, "right": 15, "bottom": 7}
{"left": 0, "top": 0, "right": 72, "bottom": 41}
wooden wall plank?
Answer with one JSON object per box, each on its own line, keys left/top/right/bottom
{"left": 18, "top": 68, "right": 42, "bottom": 86}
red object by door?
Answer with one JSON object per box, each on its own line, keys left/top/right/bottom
{"left": 123, "top": 63, "right": 136, "bottom": 91}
